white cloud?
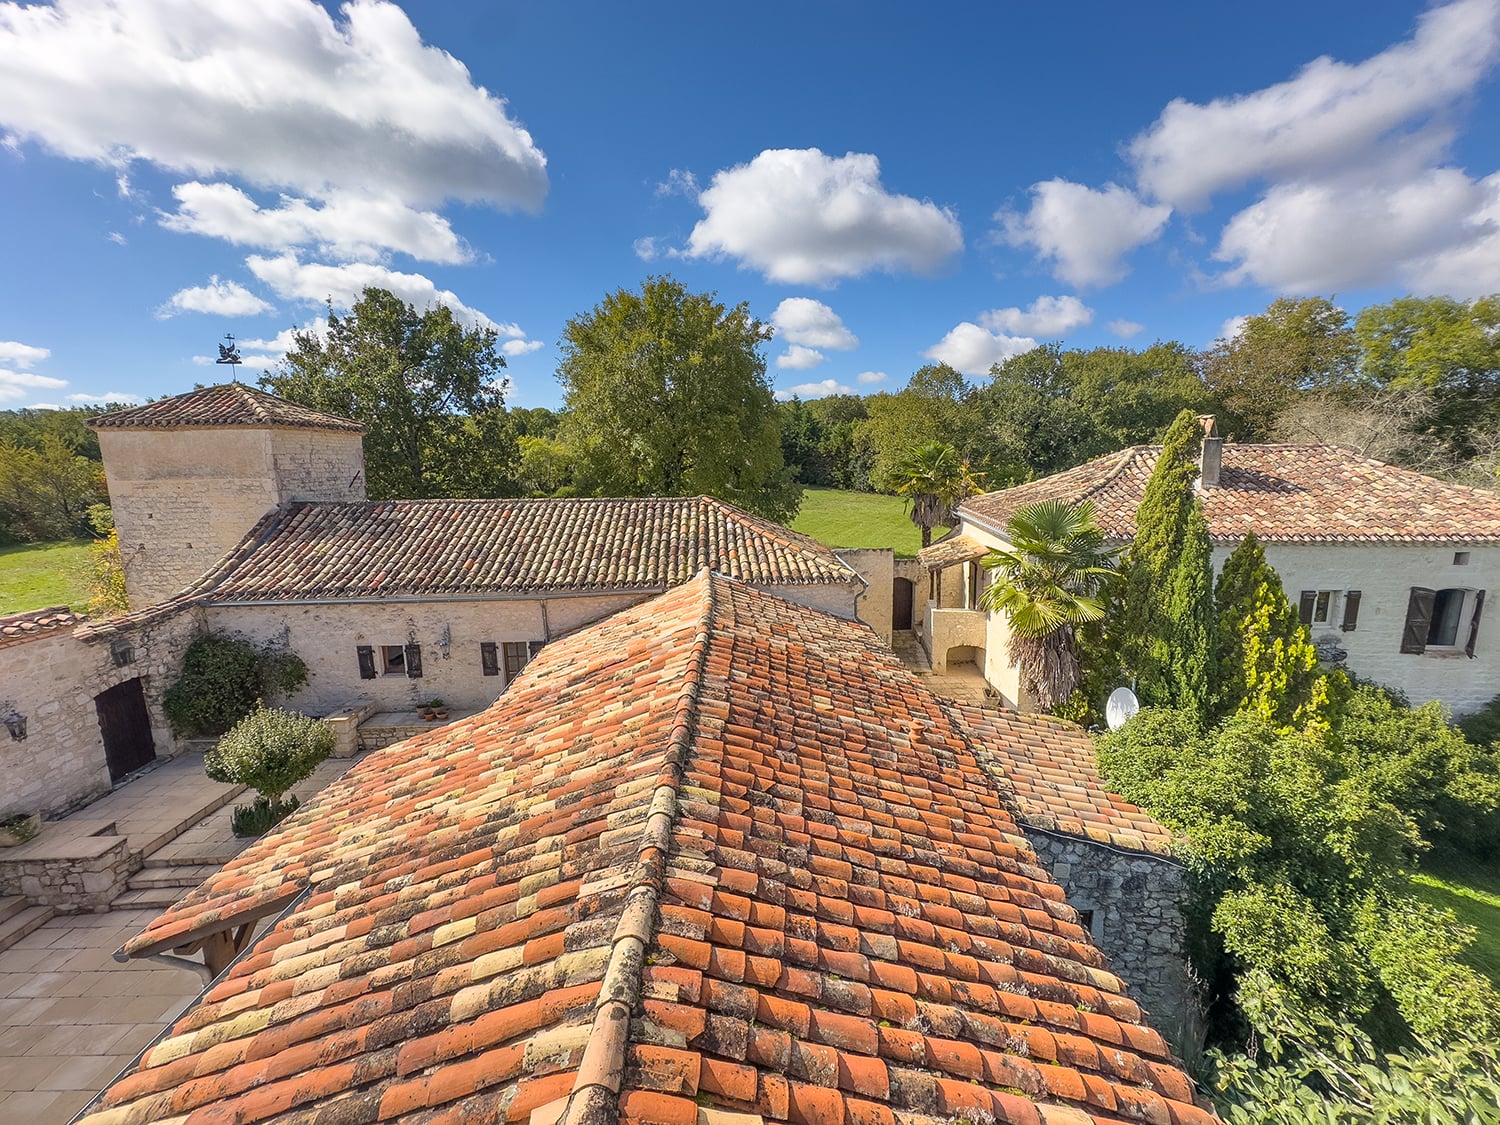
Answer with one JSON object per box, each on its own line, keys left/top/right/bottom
{"left": 771, "top": 298, "right": 858, "bottom": 350}
{"left": 159, "top": 182, "right": 470, "bottom": 264}
{"left": 1405, "top": 172, "right": 1500, "bottom": 295}
{"left": 0, "top": 368, "right": 67, "bottom": 402}
{"left": 1217, "top": 315, "right": 1251, "bottom": 343}
{"left": 980, "top": 295, "right": 1093, "bottom": 337}
{"left": 776, "top": 345, "right": 825, "bottom": 370}
{"left": 107, "top": 230, "right": 126, "bottom": 246}
{"left": 0, "top": 340, "right": 50, "bottom": 368}
{"left": 1130, "top": 0, "right": 1500, "bottom": 209}
{"left": 0, "top": 0, "right": 548, "bottom": 214}
{"left": 856, "top": 371, "right": 887, "bottom": 385}
{"left": 685, "top": 148, "right": 963, "bottom": 285}
{"left": 633, "top": 236, "right": 660, "bottom": 262}
{"left": 160, "top": 276, "right": 274, "bottom": 318}
{"left": 655, "top": 168, "right": 698, "bottom": 197}
{"left": 247, "top": 253, "right": 504, "bottom": 330}
{"left": 1106, "top": 319, "right": 1144, "bottom": 339}
{"left": 502, "top": 338, "right": 544, "bottom": 357}
{"left": 775, "top": 378, "right": 855, "bottom": 401}
{"left": 925, "top": 323, "right": 1038, "bottom": 377}
{"left": 1000, "top": 181, "right": 1170, "bottom": 288}
{"left": 1214, "top": 167, "right": 1490, "bottom": 292}
{"left": 67, "top": 390, "right": 141, "bottom": 404}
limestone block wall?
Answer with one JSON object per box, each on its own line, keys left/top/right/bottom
{"left": 1240, "top": 542, "right": 1499, "bottom": 716}
{"left": 206, "top": 594, "right": 648, "bottom": 715}
{"left": 762, "top": 580, "right": 862, "bottom": 626}
{"left": 834, "top": 548, "right": 894, "bottom": 643}
{"left": 268, "top": 428, "right": 367, "bottom": 503}
{"left": 1024, "top": 827, "right": 1201, "bottom": 1056}
{"left": 0, "top": 609, "right": 203, "bottom": 818}
{"left": 100, "top": 425, "right": 367, "bottom": 609}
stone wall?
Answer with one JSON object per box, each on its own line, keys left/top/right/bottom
{"left": 1023, "top": 826, "right": 1202, "bottom": 1056}
{"left": 100, "top": 425, "right": 365, "bottom": 608}
{"left": 834, "top": 548, "right": 894, "bottom": 643}
{"left": 0, "top": 608, "right": 203, "bottom": 818}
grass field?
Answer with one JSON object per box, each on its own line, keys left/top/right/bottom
{"left": 1411, "top": 852, "right": 1500, "bottom": 987}
{"left": 790, "top": 487, "right": 924, "bottom": 558}
{"left": 0, "top": 538, "right": 93, "bottom": 614}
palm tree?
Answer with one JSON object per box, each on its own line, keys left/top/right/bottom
{"left": 978, "top": 499, "right": 1120, "bottom": 712}
{"left": 886, "top": 442, "right": 984, "bottom": 548}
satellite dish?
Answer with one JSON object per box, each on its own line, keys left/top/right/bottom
{"left": 1105, "top": 686, "right": 1140, "bottom": 731}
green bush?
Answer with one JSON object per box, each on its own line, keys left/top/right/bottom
{"left": 205, "top": 704, "right": 332, "bottom": 820}
{"left": 229, "top": 794, "right": 302, "bottom": 838}
{"left": 163, "top": 634, "right": 308, "bottom": 736}
{"left": 1459, "top": 692, "right": 1500, "bottom": 747}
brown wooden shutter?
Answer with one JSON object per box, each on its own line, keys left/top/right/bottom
{"left": 404, "top": 643, "right": 423, "bottom": 678}
{"left": 1401, "top": 587, "right": 1435, "bottom": 654}
{"left": 1466, "top": 590, "right": 1486, "bottom": 658}
{"left": 480, "top": 641, "right": 500, "bottom": 676}
{"left": 1341, "top": 590, "right": 1361, "bottom": 632}
{"left": 357, "top": 645, "right": 376, "bottom": 679}
{"left": 1298, "top": 591, "right": 1317, "bottom": 625}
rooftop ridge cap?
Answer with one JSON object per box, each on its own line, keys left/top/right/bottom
{"left": 559, "top": 573, "right": 717, "bottom": 1125}
{"left": 697, "top": 494, "right": 856, "bottom": 577}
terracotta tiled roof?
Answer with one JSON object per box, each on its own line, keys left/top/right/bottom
{"left": 186, "top": 495, "right": 855, "bottom": 601}
{"left": 87, "top": 383, "right": 365, "bottom": 433}
{"left": 88, "top": 574, "right": 1213, "bottom": 1125}
{"left": 960, "top": 443, "right": 1500, "bottom": 545}
{"left": 950, "top": 704, "right": 1176, "bottom": 857}
{"left": 915, "top": 534, "right": 991, "bottom": 570}
{"left": 0, "top": 605, "right": 81, "bottom": 648}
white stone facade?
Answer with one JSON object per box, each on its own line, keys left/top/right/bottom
{"left": 0, "top": 610, "right": 201, "bottom": 819}
{"left": 99, "top": 426, "right": 365, "bottom": 607}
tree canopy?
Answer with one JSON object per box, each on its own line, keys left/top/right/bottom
{"left": 262, "top": 288, "right": 514, "bottom": 500}
{"left": 557, "top": 276, "right": 800, "bottom": 522}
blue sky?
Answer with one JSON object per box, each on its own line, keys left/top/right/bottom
{"left": 2, "top": 0, "right": 1498, "bottom": 411}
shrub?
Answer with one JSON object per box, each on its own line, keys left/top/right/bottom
{"left": 205, "top": 704, "right": 332, "bottom": 836}
{"left": 1459, "top": 692, "right": 1500, "bottom": 747}
{"left": 163, "top": 634, "right": 308, "bottom": 736}
{"left": 230, "top": 795, "right": 302, "bottom": 838}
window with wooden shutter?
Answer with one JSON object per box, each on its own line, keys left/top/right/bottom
{"left": 404, "top": 643, "right": 423, "bottom": 678}
{"left": 503, "top": 641, "right": 529, "bottom": 682}
{"left": 1401, "top": 587, "right": 1435, "bottom": 654}
{"left": 1341, "top": 590, "right": 1361, "bottom": 632}
{"left": 1466, "top": 590, "right": 1486, "bottom": 658}
{"left": 480, "top": 641, "right": 500, "bottom": 676}
{"left": 357, "top": 645, "right": 376, "bottom": 679}
{"left": 1298, "top": 591, "right": 1317, "bottom": 625}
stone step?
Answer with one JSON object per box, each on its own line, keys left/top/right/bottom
{"left": 0, "top": 895, "right": 28, "bottom": 926}
{"left": 0, "top": 903, "right": 54, "bottom": 953}
{"left": 143, "top": 845, "right": 241, "bottom": 867}
{"left": 127, "top": 865, "right": 221, "bottom": 890}
{"left": 111, "top": 886, "right": 187, "bottom": 910}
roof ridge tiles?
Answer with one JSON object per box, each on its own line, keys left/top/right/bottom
{"left": 87, "top": 382, "right": 366, "bottom": 433}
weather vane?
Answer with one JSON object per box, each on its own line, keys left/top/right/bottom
{"left": 215, "top": 333, "right": 242, "bottom": 379}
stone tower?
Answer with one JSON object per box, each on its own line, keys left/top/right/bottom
{"left": 89, "top": 384, "right": 366, "bottom": 608}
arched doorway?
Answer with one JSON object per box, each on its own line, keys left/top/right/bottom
{"left": 893, "top": 577, "right": 914, "bottom": 630}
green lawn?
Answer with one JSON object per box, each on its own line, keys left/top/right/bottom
{"left": 0, "top": 538, "right": 93, "bottom": 614}
{"left": 790, "top": 487, "right": 924, "bottom": 558}
{"left": 1410, "top": 853, "right": 1500, "bottom": 987}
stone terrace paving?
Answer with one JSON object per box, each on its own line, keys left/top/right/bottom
{"left": 0, "top": 755, "right": 357, "bottom": 1125}
{"left": 80, "top": 574, "right": 1212, "bottom": 1125}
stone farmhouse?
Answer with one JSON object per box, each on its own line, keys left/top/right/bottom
{"left": 920, "top": 417, "right": 1500, "bottom": 716}
{"left": 3, "top": 382, "right": 1201, "bottom": 1072}
{"left": 78, "top": 572, "right": 1214, "bottom": 1125}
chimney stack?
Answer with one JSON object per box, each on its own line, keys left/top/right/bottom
{"left": 1198, "top": 414, "right": 1222, "bottom": 489}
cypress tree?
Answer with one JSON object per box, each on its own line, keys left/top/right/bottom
{"left": 1119, "top": 409, "right": 1208, "bottom": 710}
{"left": 1162, "top": 502, "right": 1214, "bottom": 719}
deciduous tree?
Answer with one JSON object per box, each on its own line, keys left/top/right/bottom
{"left": 263, "top": 288, "right": 514, "bottom": 500}
{"left": 557, "top": 277, "right": 800, "bottom": 521}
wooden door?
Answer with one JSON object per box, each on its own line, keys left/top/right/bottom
{"left": 893, "top": 578, "right": 914, "bottom": 630}
{"left": 95, "top": 678, "right": 156, "bottom": 782}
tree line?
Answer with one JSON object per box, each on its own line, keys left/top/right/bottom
{"left": 4, "top": 287, "right": 1497, "bottom": 547}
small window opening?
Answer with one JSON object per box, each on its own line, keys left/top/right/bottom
{"left": 1077, "top": 909, "right": 1095, "bottom": 933}
{"left": 1313, "top": 591, "right": 1332, "bottom": 623}
{"left": 1455, "top": 551, "right": 1471, "bottom": 565}
{"left": 1428, "top": 589, "right": 1465, "bottom": 647}
{"left": 380, "top": 645, "right": 406, "bottom": 674}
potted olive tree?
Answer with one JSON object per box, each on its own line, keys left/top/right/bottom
{"left": 205, "top": 704, "right": 334, "bottom": 837}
